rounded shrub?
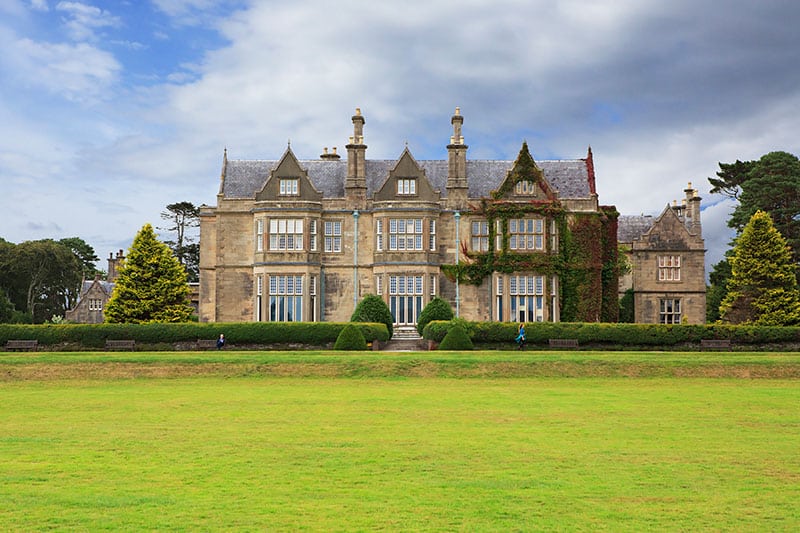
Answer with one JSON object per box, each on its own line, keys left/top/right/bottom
{"left": 416, "top": 296, "right": 454, "bottom": 335}
{"left": 334, "top": 323, "right": 368, "bottom": 351}
{"left": 351, "top": 294, "right": 394, "bottom": 338}
{"left": 437, "top": 322, "right": 474, "bottom": 350}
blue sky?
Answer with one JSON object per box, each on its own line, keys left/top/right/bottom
{"left": 2, "top": 0, "right": 800, "bottom": 275}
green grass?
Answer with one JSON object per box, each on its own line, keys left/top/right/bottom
{"left": 1, "top": 352, "right": 799, "bottom": 530}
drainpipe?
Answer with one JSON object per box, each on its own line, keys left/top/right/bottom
{"left": 454, "top": 211, "right": 460, "bottom": 318}
{"left": 353, "top": 210, "right": 360, "bottom": 311}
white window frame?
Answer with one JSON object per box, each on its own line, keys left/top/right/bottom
{"left": 256, "top": 219, "right": 264, "bottom": 252}
{"left": 658, "top": 255, "right": 681, "bottom": 281}
{"left": 429, "top": 219, "right": 436, "bottom": 252}
{"left": 376, "top": 219, "right": 384, "bottom": 251}
{"left": 389, "top": 218, "right": 423, "bottom": 251}
{"left": 659, "top": 298, "right": 681, "bottom": 324}
{"left": 268, "top": 219, "right": 304, "bottom": 251}
{"left": 279, "top": 178, "right": 299, "bottom": 196}
{"left": 309, "top": 220, "right": 318, "bottom": 252}
{"left": 397, "top": 178, "right": 416, "bottom": 195}
{"left": 508, "top": 218, "right": 544, "bottom": 251}
{"left": 269, "top": 274, "right": 304, "bottom": 322}
{"left": 324, "top": 220, "right": 342, "bottom": 253}
{"left": 471, "top": 220, "right": 489, "bottom": 252}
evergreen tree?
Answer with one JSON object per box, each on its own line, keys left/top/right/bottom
{"left": 105, "top": 224, "right": 193, "bottom": 323}
{"left": 719, "top": 211, "right": 800, "bottom": 325}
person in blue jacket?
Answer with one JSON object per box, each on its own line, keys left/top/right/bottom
{"left": 515, "top": 323, "right": 526, "bottom": 350}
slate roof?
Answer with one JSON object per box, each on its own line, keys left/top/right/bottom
{"left": 617, "top": 215, "right": 656, "bottom": 244}
{"left": 222, "top": 157, "right": 592, "bottom": 200}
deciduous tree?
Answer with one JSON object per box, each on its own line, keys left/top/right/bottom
{"left": 105, "top": 224, "right": 193, "bottom": 323}
{"left": 719, "top": 211, "right": 800, "bottom": 325}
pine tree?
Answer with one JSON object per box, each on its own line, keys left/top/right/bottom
{"left": 105, "top": 224, "right": 193, "bottom": 323}
{"left": 719, "top": 211, "right": 800, "bottom": 325}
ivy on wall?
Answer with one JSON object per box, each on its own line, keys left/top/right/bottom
{"left": 441, "top": 201, "right": 619, "bottom": 323}
{"left": 440, "top": 141, "right": 620, "bottom": 323}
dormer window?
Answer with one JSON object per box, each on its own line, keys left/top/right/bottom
{"left": 397, "top": 178, "right": 416, "bottom": 195}
{"left": 279, "top": 178, "right": 299, "bottom": 196}
{"left": 515, "top": 180, "right": 536, "bottom": 195}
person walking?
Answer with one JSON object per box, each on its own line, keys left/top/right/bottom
{"left": 515, "top": 323, "right": 526, "bottom": 350}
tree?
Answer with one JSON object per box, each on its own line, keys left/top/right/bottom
{"left": 350, "top": 294, "right": 394, "bottom": 338}
{"left": 58, "top": 237, "right": 100, "bottom": 280}
{"left": 105, "top": 224, "right": 193, "bottom": 323}
{"left": 719, "top": 211, "right": 800, "bottom": 325}
{"left": 712, "top": 152, "right": 800, "bottom": 264}
{"left": 706, "top": 256, "right": 732, "bottom": 323}
{"left": 334, "top": 324, "right": 368, "bottom": 350}
{"left": 0, "top": 239, "right": 82, "bottom": 322}
{"left": 160, "top": 201, "right": 200, "bottom": 282}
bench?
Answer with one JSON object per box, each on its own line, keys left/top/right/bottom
{"left": 549, "top": 338, "right": 579, "bottom": 348}
{"left": 700, "top": 339, "right": 732, "bottom": 350}
{"left": 4, "top": 339, "right": 38, "bottom": 351}
{"left": 196, "top": 339, "right": 220, "bottom": 350}
{"left": 105, "top": 339, "right": 136, "bottom": 351}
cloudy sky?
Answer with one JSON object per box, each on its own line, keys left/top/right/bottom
{"left": 2, "top": 0, "right": 799, "bottom": 274}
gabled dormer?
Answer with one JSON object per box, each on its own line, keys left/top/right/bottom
{"left": 256, "top": 147, "right": 322, "bottom": 202}
{"left": 492, "top": 142, "right": 557, "bottom": 202}
{"left": 374, "top": 148, "right": 440, "bottom": 202}
{"left": 637, "top": 203, "right": 703, "bottom": 251}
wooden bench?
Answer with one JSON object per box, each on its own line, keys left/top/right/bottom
{"left": 105, "top": 339, "right": 136, "bottom": 351}
{"left": 549, "top": 338, "right": 579, "bottom": 348}
{"left": 700, "top": 339, "right": 732, "bottom": 350}
{"left": 196, "top": 339, "right": 219, "bottom": 350}
{"left": 4, "top": 339, "right": 38, "bottom": 351}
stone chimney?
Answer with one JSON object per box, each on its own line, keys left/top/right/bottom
{"left": 345, "top": 108, "right": 368, "bottom": 208}
{"left": 107, "top": 249, "right": 125, "bottom": 282}
{"left": 321, "top": 146, "right": 341, "bottom": 160}
{"left": 446, "top": 107, "right": 469, "bottom": 209}
{"left": 684, "top": 182, "right": 702, "bottom": 235}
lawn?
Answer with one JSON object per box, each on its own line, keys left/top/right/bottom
{"left": 1, "top": 351, "right": 799, "bottom": 530}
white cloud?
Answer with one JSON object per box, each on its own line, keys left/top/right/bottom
{"left": 55, "top": 1, "right": 120, "bottom": 41}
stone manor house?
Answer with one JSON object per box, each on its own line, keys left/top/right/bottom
{"left": 198, "top": 108, "right": 705, "bottom": 328}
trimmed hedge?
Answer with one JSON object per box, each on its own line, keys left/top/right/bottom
{"left": 0, "top": 322, "right": 389, "bottom": 351}
{"left": 422, "top": 321, "right": 800, "bottom": 350}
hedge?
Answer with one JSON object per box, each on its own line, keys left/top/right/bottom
{"left": 422, "top": 321, "right": 800, "bottom": 350}
{"left": 0, "top": 322, "right": 389, "bottom": 350}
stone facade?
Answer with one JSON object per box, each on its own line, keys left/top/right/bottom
{"left": 199, "top": 108, "right": 619, "bottom": 327}
{"left": 618, "top": 184, "right": 706, "bottom": 324}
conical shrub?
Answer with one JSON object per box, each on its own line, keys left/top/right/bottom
{"left": 437, "top": 322, "right": 474, "bottom": 350}
{"left": 417, "top": 296, "right": 454, "bottom": 335}
{"left": 334, "top": 323, "right": 368, "bottom": 351}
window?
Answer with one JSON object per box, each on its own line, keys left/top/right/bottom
{"left": 256, "top": 219, "right": 264, "bottom": 252}
{"left": 550, "top": 220, "right": 558, "bottom": 252}
{"left": 389, "top": 275, "right": 424, "bottom": 325}
{"left": 256, "top": 275, "right": 263, "bottom": 321}
{"left": 324, "top": 221, "right": 342, "bottom": 252}
{"left": 389, "top": 219, "right": 423, "bottom": 251}
{"left": 471, "top": 220, "right": 489, "bottom": 251}
{"left": 269, "top": 219, "right": 304, "bottom": 251}
{"left": 89, "top": 298, "right": 103, "bottom": 311}
{"left": 495, "top": 276, "right": 503, "bottom": 321}
{"left": 430, "top": 274, "right": 436, "bottom": 296}
{"left": 509, "top": 275, "right": 545, "bottom": 322}
{"left": 515, "top": 180, "right": 536, "bottom": 195}
{"left": 659, "top": 299, "right": 681, "bottom": 324}
{"left": 269, "top": 275, "right": 303, "bottom": 322}
{"left": 658, "top": 255, "right": 681, "bottom": 281}
{"left": 508, "top": 218, "right": 544, "bottom": 251}
{"left": 429, "top": 220, "right": 436, "bottom": 251}
{"left": 376, "top": 219, "right": 383, "bottom": 251}
{"left": 279, "top": 178, "right": 299, "bottom": 196}
{"left": 309, "top": 220, "right": 318, "bottom": 252}
{"left": 376, "top": 274, "right": 383, "bottom": 295}
{"left": 309, "top": 275, "right": 317, "bottom": 322}
{"left": 397, "top": 178, "right": 416, "bottom": 195}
